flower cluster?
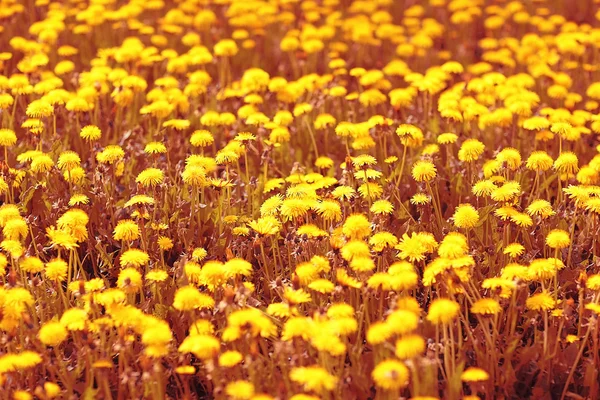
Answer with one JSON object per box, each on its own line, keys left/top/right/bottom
{"left": 1, "top": 0, "right": 600, "bottom": 399}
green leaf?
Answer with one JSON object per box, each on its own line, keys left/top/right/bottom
{"left": 154, "top": 304, "right": 169, "bottom": 319}
{"left": 476, "top": 204, "right": 496, "bottom": 227}
{"left": 18, "top": 185, "right": 37, "bottom": 213}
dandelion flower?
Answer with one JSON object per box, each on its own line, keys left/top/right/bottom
{"left": 39, "top": 321, "right": 68, "bottom": 347}
{"left": 117, "top": 268, "right": 143, "bottom": 293}
{"left": 178, "top": 334, "right": 220, "bottom": 359}
{"left": 225, "top": 381, "right": 254, "bottom": 400}
{"left": 136, "top": 168, "right": 164, "bottom": 187}
{"left": 453, "top": 204, "right": 479, "bottom": 229}
{"left": 289, "top": 366, "right": 338, "bottom": 392}
{"left": 395, "top": 334, "right": 426, "bottom": 359}
{"left": 411, "top": 193, "right": 431, "bottom": 205}
{"left": 219, "top": 350, "right": 243, "bottom": 368}
{"left": 458, "top": 139, "right": 485, "bottom": 162}
{"left": 437, "top": 132, "right": 458, "bottom": 144}
{"left": 146, "top": 270, "right": 168, "bottom": 283}
{"left": 546, "top": 229, "right": 570, "bottom": 249}
{"left": 526, "top": 200, "right": 555, "bottom": 218}
{"left": 173, "top": 286, "right": 215, "bottom": 311}
{"left": 470, "top": 298, "right": 502, "bottom": 315}
{"left": 461, "top": 367, "right": 490, "bottom": 382}
{"left": 585, "top": 275, "right": 600, "bottom": 290}
{"left": 113, "top": 219, "right": 140, "bottom": 241}
{"left": 0, "top": 129, "right": 17, "bottom": 146}
{"left": 411, "top": 160, "right": 437, "bottom": 182}
{"left": 427, "top": 298, "right": 460, "bottom": 325}
{"left": 553, "top": 152, "right": 579, "bottom": 175}
{"left": 526, "top": 292, "right": 555, "bottom": 311}
{"left": 342, "top": 214, "right": 371, "bottom": 239}
{"left": 504, "top": 243, "right": 525, "bottom": 257}
{"left": 80, "top": 125, "right": 102, "bottom": 141}
{"left": 372, "top": 359, "right": 409, "bottom": 390}
{"left": 120, "top": 249, "right": 150, "bottom": 268}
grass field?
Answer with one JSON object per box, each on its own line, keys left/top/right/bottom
{"left": 1, "top": 0, "right": 600, "bottom": 399}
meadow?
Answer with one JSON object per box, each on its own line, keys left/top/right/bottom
{"left": 0, "top": 0, "right": 600, "bottom": 399}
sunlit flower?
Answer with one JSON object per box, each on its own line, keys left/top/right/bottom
{"left": 546, "top": 229, "right": 570, "bottom": 249}
{"left": 461, "top": 367, "right": 490, "bottom": 382}
{"left": 453, "top": 204, "right": 479, "bottom": 229}
{"left": 427, "top": 298, "right": 460, "bottom": 325}
{"left": 372, "top": 359, "right": 409, "bottom": 390}
{"left": 526, "top": 292, "right": 556, "bottom": 311}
